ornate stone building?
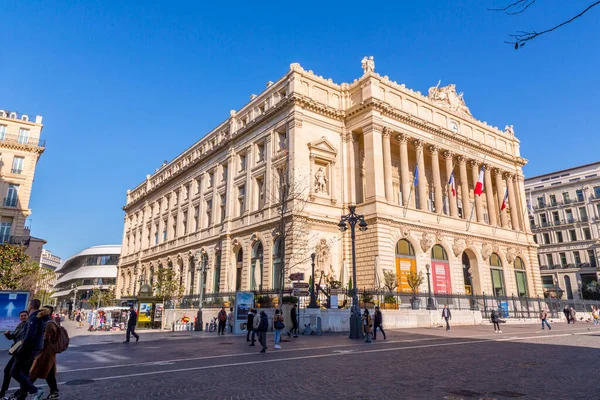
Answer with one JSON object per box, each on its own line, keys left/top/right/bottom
{"left": 116, "top": 57, "right": 542, "bottom": 300}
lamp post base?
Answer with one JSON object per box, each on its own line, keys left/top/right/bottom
{"left": 349, "top": 311, "right": 363, "bottom": 339}
{"left": 195, "top": 308, "right": 203, "bottom": 332}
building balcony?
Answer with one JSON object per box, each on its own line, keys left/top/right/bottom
{"left": 0, "top": 235, "right": 31, "bottom": 246}
{"left": 0, "top": 134, "right": 45, "bottom": 148}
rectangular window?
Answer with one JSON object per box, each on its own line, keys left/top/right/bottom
{"left": 559, "top": 252, "right": 567, "bottom": 267}
{"left": 220, "top": 194, "right": 226, "bottom": 223}
{"left": 562, "top": 192, "right": 570, "bottom": 203}
{"left": 573, "top": 251, "right": 582, "bottom": 265}
{"left": 154, "top": 224, "right": 158, "bottom": 245}
{"left": 256, "top": 177, "right": 265, "bottom": 209}
{"left": 11, "top": 157, "right": 24, "bottom": 174}
{"left": 183, "top": 184, "right": 189, "bottom": 201}
{"left": 515, "top": 270, "right": 528, "bottom": 297}
{"left": 172, "top": 217, "right": 178, "bottom": 238}
{"left": 594, "top": 186, "right": 600, "bottom": 198}
{"left": 278, "top": 130, "right": 287, "bottom": 151}
{"left": 196, "top": 178, "right": 201, "bottom": 194}
{"left": 576, "top": 189, "right": 584, "bottom": 202}
{"left": 588, "top": 250, "right": 597, "bottom": 268}
{"left": 490, "top": 268, "right": 505, "bottom": 296}
{"left": 182, "top": 211, "right": 188, "bottom": 235}
{"left": 549, "top": 194, "right": 557, "bottom": 206}
{"left": 0, "top": 222, "right": 11, "bottom": 243}
{"left": 552, "top": 211, "right": 559, "bottom": 223}
{"left": 162, "top": 221, "right": 167, "bottom": 241}
{"left": 0, "top": 125, "right": 6, "bottom": 140}
{"left": 238, "top": 185, "right": 246, "bottom": 216}
{"left": 540, "top": 214, "right": 548, "bottom": 225}
{"left": 546, "top": 254, "right": 553, "bottom": 267}
{"left": 256, "top": 142, "right": 265, "bottom": 163}
{"left": 597, "top": 204, "right": 600, "bottom": 219}
{"left": 565, "top": 209, "right": 573, "bottom": 223}
{"left": 537, "top": 196, "right": 545, "bottom": 208}
{"left": 543, "top": 233, "right": 550, "bottom": 244}
{"left": 17, "top": 128, "right": 29, "bottom": 144}
{"left": 579, "top": 207, "right": 588, "bottom": 222}
{"left": 206, "top": 199, "right": 213, "bottom": 226}
{"left": 569, "top": 229, "right": 577, "bottom": 241}
{"left": 5, "top": 184, "right": 19, "bottom": 207}
{"left": 556, "top": 231, "right": 563, "bottom": 243}
{"left": 533, "top": 235, "right": 538, "bottom": 244}
{"left": 208, "top": 172, "right": 214, "bottom": 188}
{"left": 239, "top": 153, "right": 247, "bottom": 172}
{"left": 583, "top": 228, "right": 592, "bottom": 240}
{"left": 222, "top": 165, "right": 228, "bottom": 183}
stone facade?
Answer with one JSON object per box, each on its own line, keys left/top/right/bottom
{"left": 525, "top": 161, "right": 600, "bottom": 300}
{"left": 117, "top": 57, "right": 541, "bottom": 299}
{"left": 0, "top": 110, "right": 45, "bottom": 245}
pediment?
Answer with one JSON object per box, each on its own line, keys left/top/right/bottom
{"left": 307, "top": 136, "right": 338, "bottom": 158}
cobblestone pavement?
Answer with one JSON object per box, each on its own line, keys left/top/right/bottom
{"left": 3, "top": 322, "right": 600, "bottom": 400}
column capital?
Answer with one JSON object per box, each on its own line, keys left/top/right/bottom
{"left": 397, "top": 133, "right": 409, "bottom": 144}
{"left": 469, "top": 159, "right": 479, "bottom": 169}
{"left": 428, "top": 145, "right": 439, "bottom": 155}
{"left": 503, "top": 172, "right": 515, "bottom": 181}
{"left": 382, "top": 126, "right": 393, "bottom": 138}
{"left": 443, "top": 150, "right": 454, "bottom": 160}
{"left": 343, "top": 132, "right": 355, "bottom": 143}
{"left": 493, "top": 167, "right": 503, "bottom": 176}
{"left": 413, "top": 139, "right": 424, "bottom": 150}
{"left": 457, "top": 155, "right": 466, "bottom": 165}
{"left": 482, "top": 163, "right": 493, "bottom": 172}
{"left": 362, "top": 122, "right": 384, "bottom": 135}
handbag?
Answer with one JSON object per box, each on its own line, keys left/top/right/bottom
{"left": 8, "top": 340, "right": 22, "bottom": 355}
{"left": 274, "top": 317, "right": 285, "bottom": 330}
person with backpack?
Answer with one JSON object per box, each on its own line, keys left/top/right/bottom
{"left": 362, "top": 309, "right": 373, "bottom": 343}
{"left": 123, "top": 305, "right": 139, "bottom": 343}
{"left": 257, "top": 311, "right": 269, "bottom": 353}
{"left": 273, "top": 309, "right": 284, "bottom": 349}
{"left": 11, "top": 299, "right": 46, "bottom": 400}
{"left": 0, "top": 310, "right": 28, "bottom": 400}
{"left": 491, "top": 309, "right": 502, "bottom": 333}
{"left": 30, "top": 305, "right": 68, "bottom": 400}
{"left": 217, "top": 307, "right": 227, "bottom": 335}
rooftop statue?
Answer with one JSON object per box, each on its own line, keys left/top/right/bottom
{"left": 361, "top": 56, "right": 375, "bottom": 74}
{"left": 428, "top": 81, "right": 473, "bottom": 119}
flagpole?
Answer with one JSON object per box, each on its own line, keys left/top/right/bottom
{"left": 466, "top": 156, "right": 486, "bottom": 231}
{"left": 404, "top": 163, "right": 418, "bottom": 218}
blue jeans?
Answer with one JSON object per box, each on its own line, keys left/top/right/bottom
{"left": 274, "top": 329, "right": 282, "bottom": 344}
{"left": 541, "top": 319, "right": 551, "bottom": 329}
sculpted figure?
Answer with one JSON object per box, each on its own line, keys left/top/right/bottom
{"left": 315, "top": 167, "right": 328, "bottom": 193}
{"left": 361, "top": 56, "right": 375, "bottom": 73}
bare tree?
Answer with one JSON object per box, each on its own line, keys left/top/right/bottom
{"left": 491, "top": 0, "right": 600, "bottom": 49}
{"left": 383, "top": 270, "right": 398, "bottom": 293}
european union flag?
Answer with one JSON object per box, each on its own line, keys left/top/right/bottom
{"left": 413, "top": 165, "right": 419, "bottom": 187}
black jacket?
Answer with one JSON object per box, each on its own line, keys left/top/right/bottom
{"left": 128, "top": 310, "right": 138, "bottom": 327}
{"left": 441, "top": 308, "right": 451, "bottom": 319}
{"left": 257, "top": 312, "right": 269, "bottom": 332}
{"left": 290, "top": 307, "right": 297, "bottom": 320}
{"left": 374, "top": 310, "right": 383, "bottom": 325}
{"left": 247, "top": 312, "right": 254, "bottom": 330}
{"left": 491, "top": 310, "right": 499, "bottom": 322}
{"left": 5, "top": 321, "right": 27, "bottom": 345}
{"left": 21, "top": 310, "right": 45, "bottom": 354}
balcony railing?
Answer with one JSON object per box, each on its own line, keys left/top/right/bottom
{"left": 10, "top": 168, "right": 22, "bottom": 174}
{"left": 0, "top": 133, "right": 45, "bottom": 148}
{"left": 3, "top": 198, "right": 17, "bottom": 207}
{"left": 0, "top": 235, "right": 31, "bottom": 245}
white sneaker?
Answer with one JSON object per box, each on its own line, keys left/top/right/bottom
{"left": 274, "top": 344, "right": 281, "bottom": 349}
{"left": 494, "top": 330, "right": 498, "bottom": 333}
{"left": 498, "top": 330, "right": 502, "bottom": 333}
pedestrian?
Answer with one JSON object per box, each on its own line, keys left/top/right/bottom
{"left": 288, "top": 304, "right": 298, "bottom": 338}
{"left": 540, "top": 309, "right": 551, "bottom": 330}
{"left": 75, "top": 313, "right": 81, "bottom": 329}
{"left": 569, "top": 307, "right": 577, "bottom": 324}
{"left": 217, "top": 307, "right": 227, "bottom": 335}
{"left": 273, "top": 309, "right": 284, "bottom": 349}
{"left": 123, "top": 305, "right": 139, "bottom": 343}
{"left": 362, "top": 309, "right": 373, "bottom": 343}
{"left": 441, "top": 304, "right": 452, "bottom": 331}
{"left": 227, "top": 307, "right": 234, "bottom": 333}
{"left": 373, "top": 306, "right": 386, "bottom": 340}
{"left": 491, "top": 309, "right": 502, "bottom": 333}
{"left": 246, "top": 309, "right": 255, "bottom": 342}
{"left": 10, "top": 299, "right": 45, "bottom": 400}
{"left": 563, "top": 306, "right": 571, "bottom": 324}
{"left": 0, "top": 310, "right": 28, "bottom": 400}
{"left": 257, "top": 311, "right": 269, "bottom": 353}
{"left": 30, "top": 305, "right": 61, "bottom": 399}
{"left": 592, "top": 306, "right": 599, "bottom": 325}
{"left": 250, "top": 310, "right": 260, "bottom": 346}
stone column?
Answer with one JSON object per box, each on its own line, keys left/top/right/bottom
{"left": 505, "top": 173, "right": 519, "bottom": 230}
{"left": 363, "top": 123, "right": 386, "bottom": 201}
{"left": 398, "top": 133, "right": 410, "bottom": 207}
{"left": 484, "top": 165, "right": 497, "bottom": 226}
{"left": 382, "top": 127, "right": 394, "bottom": 202}
{"left": 429, "top": 145, "right": 443, "bottom": 213}
{"left": 470, "top": 160, "right": 484, "bottom": 222}
{"left": 346, "top": 132, "right": 357, "bottom": 204}
{"left": 458, "top": 156, "right": 471, "bottom": 219}
{"left": 444, "top": 151, "right": 458, "bottom": 217}
{"left": 415, "top": 140, "right": 426, "bottom": 210}
{"left": 513, "top": 175, "right": 526, "bottom": 231}
{"left": 495, "top": 169, "right": 509, "bottom": 227}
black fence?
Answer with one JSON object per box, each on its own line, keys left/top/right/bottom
{"left": 167, "top": 289, "right": 600, "bottom": 321}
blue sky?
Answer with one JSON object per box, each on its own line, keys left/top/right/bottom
{"left": 3, "top": 0, "right": 599, "bottom": 258}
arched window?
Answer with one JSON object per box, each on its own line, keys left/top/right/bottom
{"left": 273, "top": 237, "right": 283, "bottom": 290}
{"left": 188, "top": 257, "right": 195, "bottom": 295}
{"left": 396, "top": 239, "right": 415, "bottom": 257}
{"left": 213, "top": 251, "right": 221, "bottom": 293}
{"left": 489, "top": 253, "right": 505, "bottom": 297}
{"left": 431, "top": 245, "right": 451, "bottom": 294}
{"left": 514, "top": 257, "right": 528, "bottom": 297}
{"left": 251, "top": 241, "right": 264, "bottom": 290}
{"left": 236, "top": 249, "right": 243, "bottom": 291}
{"left": 395, "top": 239, "right": 416, "bottom": 293}
{"left": 201, "top": 253, "right": 209, "bottom": 295}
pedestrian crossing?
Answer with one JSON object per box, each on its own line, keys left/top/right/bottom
{"left": 58, "top": 351, "right": 130, "bottom": 371}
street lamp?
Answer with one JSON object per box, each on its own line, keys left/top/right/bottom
{"left": 308, "top": 253, "right": 318, "bottom": 308}
{"left": 425, "top": 263, "right": 435, "bottom": 310}
{"left": 338, "top": 205, "right": 368, "bottom": 340}
{"left": 71, "top": 283, "right": 78, "bottom": 318}
{"left": 195, "top": 251, "right": 209, "bottom": 331}
{"left": 578, "top": 279, "right": 583, "bottom": 300}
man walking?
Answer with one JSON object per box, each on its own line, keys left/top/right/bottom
{"left": 441, "top": 304, "right": 452, "bottom": 331}
{"left": 227, "top": 308, "right": 234, "bottom": 333}
{"left": 540, "top": 309, "right": 552, "bottom": 330}
{"left": 257, "top": 311, "right": 269, "bottom": 353}
{"left": 123, "top": 305, "right": 139, "bottom": 343}
{"left": 11, "top": 299, "right": 45, "bottom": 400}
{"left": 563, "top": 306, "right": 571, "bottom": 324}
{"left": 0, "top": 310, "right": 27, "bottom": 399}
{"left": 246, "top": 308, "right": 255, "bottom": 342}
{"left": 30, "top": 305, "right": 62, "bottom": 399}
{"left": 373, "top": 306, "right": 386, "bottom": 340}
{"left": 250, "top": 309, "right": 260, "bottom": 346}
{"left": 288, "top": 304, "right": 298, "bottom": 338}
{"left": 217, "top": 307, "right": 227, "bottom": 335}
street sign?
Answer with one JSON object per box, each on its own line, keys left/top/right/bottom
{"left": 0, "top": 291, "right": 29, "bottom": 331}
{"left": 293, "top": 289, "right": 309, "bottom": 297}
{"left": 293, "top": 282, "right": 309, "bottom": 289}
{"left": 289, "top": 273, "right": 305, "bottom": 281}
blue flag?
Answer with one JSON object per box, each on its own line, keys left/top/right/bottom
{"left": 413, "top": 165, "right": 419, "bottom": 187}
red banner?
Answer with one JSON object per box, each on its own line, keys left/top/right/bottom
{"left": 432, "top": 261, "right": 451, "bottom": 294}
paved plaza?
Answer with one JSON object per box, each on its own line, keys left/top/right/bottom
{"left": 2, "top": 322, "right": 600, "bottom": 399}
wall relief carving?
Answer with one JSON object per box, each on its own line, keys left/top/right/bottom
{"left": 420, "top": 233, "right": 433, "bottom": 253}
{"left": 481, "top": 243, "right": 493, "bottom": 260}
{"left": 506, "top": 247, "right": 517, "bottom": 264}
{"left": 428, "top": 81, "right": 472, "bottom": 119}
{"left": 452, "top": 238, "right": 466, "bottom": 258}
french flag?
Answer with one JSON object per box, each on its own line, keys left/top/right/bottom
{"left": 448, "top": 171, "right": 456, "bottom": 197}
{"left": 501, "top": 189, "right": 509, "bottom": 211}
{"left": 474, "top": 165, "right": 484, "bottom": 196}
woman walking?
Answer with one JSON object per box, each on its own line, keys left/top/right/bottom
{"left": 362, "top": 309, "right": 373, "bottom": 343}
{"left": 273, "top": 309, "right": 284, "bottom": 349}
{"left": 491, "top": 309, "right": 502, "bottom": 333}
{"left": 0, "top": 310, "right": 28, "bottom": 400}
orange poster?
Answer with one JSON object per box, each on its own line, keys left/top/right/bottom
{"left": 396, "top": 258, "right": 416, "bottom": 293}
